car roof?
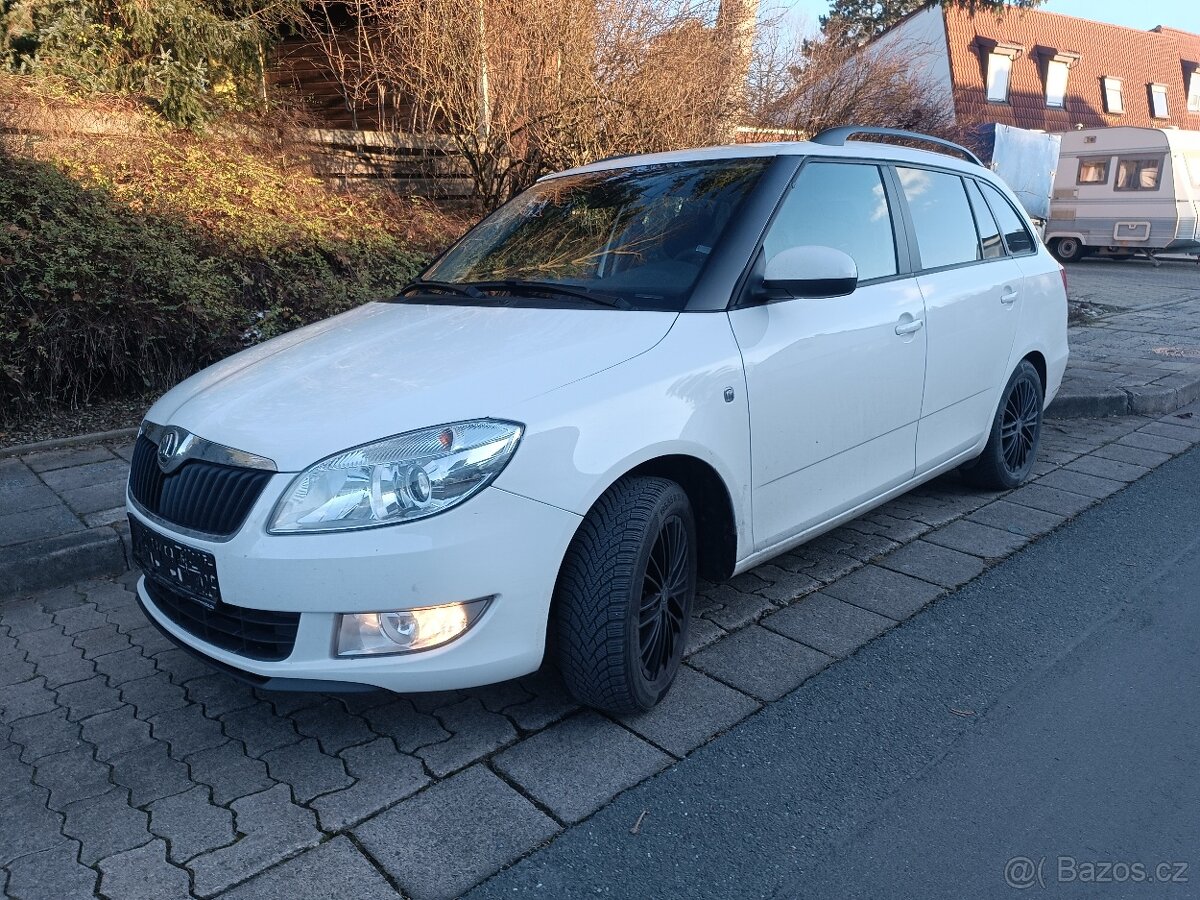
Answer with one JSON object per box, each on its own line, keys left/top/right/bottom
{"left": 547, "top": 139, "right": 990, "bottom": 181}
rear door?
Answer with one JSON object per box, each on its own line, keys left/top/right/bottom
{"left": 894, "top": 166, "right": 1025, "bottom": 471}
{"left": 728, "top": 160, "right": 927, "bottom": 551}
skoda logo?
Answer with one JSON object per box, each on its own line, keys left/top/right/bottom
{"left": 157, "top": 427, "right": 188, "bottom": 472}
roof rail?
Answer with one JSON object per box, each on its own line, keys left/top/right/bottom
{"left": 810, "top": 126, "right": 984, "bottom": 167}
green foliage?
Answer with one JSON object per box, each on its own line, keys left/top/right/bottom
{"left": 0, "top": 132, "right": 426, "bottom": 414}
{"left": 819, "top": 0, "right": 1046, "bottom": 46}
{"left": 0, "top": 0, "right": 297, "bottom": 126}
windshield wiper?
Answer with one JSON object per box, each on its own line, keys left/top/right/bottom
{"left": 467, "top": 280, "right": 634, "bottom": 311}
{"left": 395, "top": 280, "right": 487, "bottom": 300}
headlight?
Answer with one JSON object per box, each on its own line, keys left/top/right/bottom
{"left": 268, "top": 419, "right": 522, "bottom": 534}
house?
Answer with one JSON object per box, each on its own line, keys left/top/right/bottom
{"left": 872, "top": 5, "right": 1200, "bottom": 136}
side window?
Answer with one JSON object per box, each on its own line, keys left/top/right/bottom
{"left": 897, "top": 167, "right": 978, "bottom": 269}
{"left": 1077, "top": 157, "right": 1110, "bottom": 185}
{"left": 964, "top": 180, "right": 1005, "bottom": 260}
{"left": 1115, "top": 156, "right": 1162, "bottom": 191}
{"left": 763, "top": 162, "right": 897, "bottom": 282}
{"left": 979, "top": 182, "right": 1036, "bottom": 255}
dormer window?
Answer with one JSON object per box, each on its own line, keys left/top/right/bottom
{"left": 1150, "top": 83, "right": 1170, "bottom": 119}
{"left": 1187, "top": 69, "right": 1200, "bottom": 113}
{"left": 1038, "top": 49, "right": 1079, "bottom": 109}
{"left": 1102, "top": 76, "right": 1124, "bottom": 114}
{"left": 986, "top": 53, "right": 1013, "bottom": 102}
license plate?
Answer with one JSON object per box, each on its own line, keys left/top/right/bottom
{"left": 129, "top": 516, "right": 222, "bottom": 610}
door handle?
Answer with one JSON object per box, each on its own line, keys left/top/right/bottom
{"left": 895, "top": 318, "right": 925, "bottom": 336}
{"left": 1000, "top": 287, "right": 1019, "bottom": 305}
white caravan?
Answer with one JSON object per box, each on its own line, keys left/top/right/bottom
{"left": 1045, "top": 126, "right": 1200, "bottom": 262}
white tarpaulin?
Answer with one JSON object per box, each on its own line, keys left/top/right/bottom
{"left": 989, "top": 124, "right": 1061, "bottom": 221}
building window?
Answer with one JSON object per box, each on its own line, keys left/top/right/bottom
{"left": 1077, "top": 158, "right": 1110, "bottom": 185}
{"left": 1150, "top": 83, "right": 1170, "bottom": 119}
{"left": 1115, "top": 156, "right": 1163, "bottom": 191}
{"left": 1188, "top": 71, "right": 1200, "bottom": 113}
{"left": 1046, "top": 60, "right": 1070, "bottom": 108}
{"left": 986, "top": 52, "right": 1013, "bottom": 102}
{"left": 1102, "top": 76, "right": 1124, "bottom": 114}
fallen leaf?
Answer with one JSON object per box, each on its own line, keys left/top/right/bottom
{"left": 631, "top": 810, "right": 649, "bottom": 834}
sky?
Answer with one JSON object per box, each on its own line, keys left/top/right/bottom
{"left": 774, "top": 0, "right": 1200, "bottom": 35}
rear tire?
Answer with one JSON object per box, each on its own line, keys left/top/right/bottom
{"left": 1051, "top": 237, "right": 1085, "bottom": 263}
{"left": 552, "top": 476, "right": 696, "bottom": 713}
{"left": 962, "top": 360, "right": 1044, "bottom": 490}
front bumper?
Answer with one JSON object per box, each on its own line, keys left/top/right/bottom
{"left": 129, "top": 483, "right": 582, "bottom": 692}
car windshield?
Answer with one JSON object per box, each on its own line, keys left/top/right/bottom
{"left": 422, "top": 157, "right": 769, "bottom": 310}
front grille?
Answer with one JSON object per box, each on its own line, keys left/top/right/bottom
{"left": 144, "top": 577, "right": 300, "bottom": 662}
{"left": 129, "top": 434, "right": 273, "bottom": 537}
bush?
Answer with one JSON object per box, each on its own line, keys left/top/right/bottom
{"left": 0, "top": 99, "right": 433, "bottom": 416}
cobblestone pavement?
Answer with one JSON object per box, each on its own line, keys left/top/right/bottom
{"left": 5, "top": 403, "right": 1200, "bottom": 899}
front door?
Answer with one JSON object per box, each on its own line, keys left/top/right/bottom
{"left": 729, "top": 161, "right": 927, "bottom": 552}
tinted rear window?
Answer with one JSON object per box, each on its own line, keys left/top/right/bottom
{"left": 897, "top": 167, "right": 978, "bottom": 270}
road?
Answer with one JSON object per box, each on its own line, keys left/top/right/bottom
{"left": 469, "top": 445, "right": 1200, "bottom": 899}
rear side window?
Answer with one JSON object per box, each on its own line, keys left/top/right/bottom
{"left": 964, "top": 179, "right": 1005, "bottom": 260}
{"left": 1115, "top": 156, "right": 1163, "bottom": 191}
{"left": 763, "top": 162, "right": 898, "bottom": 282}
{"left": 978, "top": 182, "right": 1036, "bottom": 255}
{"left": 897, "top": 167, "right": 978, "bottom": 269}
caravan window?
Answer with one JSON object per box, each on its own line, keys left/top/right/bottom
{"left": 1077, "top": 158, "right": 1110, "bottom": 185}
{"left": 1115, "top": 156, "right": 1163, "bottom": 191}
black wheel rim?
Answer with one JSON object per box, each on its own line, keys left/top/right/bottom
{"left": 638, "top": 515, "right": 689, "bottom": 683}
{"left": 1001, "top": 377, "right": 1040, "bottom": 476}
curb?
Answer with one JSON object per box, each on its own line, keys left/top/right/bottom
{"left": 0, "top": 426, "right": 140, "bottom": 460}
{"left": 0, "top": 521, "right": 130, "bottom": 602}
{"left": 1047, "top": 375, "right": 1200, "bottom": 419}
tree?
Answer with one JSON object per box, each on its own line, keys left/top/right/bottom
{"left": 819, "top": 0, "right": 1046, "bottom": 47}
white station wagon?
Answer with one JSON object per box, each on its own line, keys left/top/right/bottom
{"left": 128, "top": 127, "right": 1069, "bottom": 712}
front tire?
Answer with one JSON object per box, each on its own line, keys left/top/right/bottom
{"left": 962, "top": 360, "right": 1044, "bottom": 490}
{"left": 1051, "top": 237, "right": 1085, "bottom": 262}
{"left": 552, "top": 476, "right": 696, "bottom": 713}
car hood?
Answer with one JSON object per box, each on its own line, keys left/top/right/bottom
{"left": 147, "top": 302, "right": 677, "bottom": 471}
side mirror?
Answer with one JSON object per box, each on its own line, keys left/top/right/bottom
{"left": 761, "top": 246, "right": 859, "bottom": 299}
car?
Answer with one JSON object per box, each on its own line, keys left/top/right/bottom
{"left": 127, "top": 126, "right": 1069, "bottom": 713}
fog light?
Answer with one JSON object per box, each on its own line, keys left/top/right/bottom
{"left": 336, "top": 598, "right": 491, "bottom": 657}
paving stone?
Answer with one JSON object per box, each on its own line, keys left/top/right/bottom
{"left": 153, "top": 647, "right": 217, "bottom": 685}
{"left": 98, "top": 839, "right": 191, "bottom": 900}
{"left": 221, "top": 702, "right": 300, "bottom": 757}
{"left": 493, "top": 712, "right": 671, "bottom": 824}
{"left": 1004, "top": 483, "right": 1097, "bottom": 517}
{"left": 360, "top": 698, "right": 449, "bottom": 753}
{"left": 503, "top": 671, "right": 581, "bottom": 732}
{"left": 217, "top": 835, "right": 399, "bottom": 900}
{"left": 1036, "top": 468, "right": 1126, "bottom": 500}
{"left": 472, "top": 679, "right": 536, "bottom": 714}
{"left": 879, "top": 541, "right": 988, "bottom": 590}
{"left": 72, "top": 623, "right": 132, "bottom": 659}
{"left": 0, "top": 459, "right": 42, "bottom": 492}
{"left": 1117, "top": 431, "right": 1191, "bottom": 454}
{"left": 38, "top": 459, "right": 129, "bottom": 492}
{"left": 52, "top": 603, "right": 108, "bottom": 635}
{"left": 0, "top": 676, "right": 57, "bottom": 723}
{"left": 417, "top": 697, "right": 518, "bottom": 777}
{"left": 3, "top": 840, "right": 97, "bottom": 900}
{"left": 120, "top": 673, "right": 188, "bottom": 720}
{"left": 0, "top": 651, "right": 35, "bottom": 688}
{"left": 1091, "top": 442, "right": 1172, "bottom": 469}
{"left": 698, "top": 583, "right": 776, "bottom": 630}
{"left": 967, "top": 500, "right": 1066, "bottom": 538}
{"left": 59, "top": 480, "right": 128, "bottom": 516}
{"left": 57, "top": 675, "right": 125, "bottom": 723}
{"left": 34, "top": 744, "right": 111, "bottom": 809}
{"left": 355, "top": 765, "right": 559, "bottom": 900}
{"left": 259, "top": 690, "right": 326, "bottom": 717}
{"left": 689, "top": 626, "right": 833, "bottom": 702}
{"left": 291, "top": 700, "right": 376, "bottom": 755}
{"left": 923, "top": 519, "right": 1030, "bottom": 560}
{"left": 33, "top": 647, "right": 97, "bottom": 690}
{"left": 83, "top": 506, "right": 127, "bottom": 527}
{"left": 110, "top": 741, "right": 192, "bottom": 807}
{"left": 38, "top": 588, "right": 93, "bottom": 615}
{"left": 1065, "top": 454, "right": 1151, "bottom": 483}
{"left": 0, "top": 598, "right": 56, "bottom": 635}
{"left": 752, "top": 565, "right": 824, "bottom": 604}
{"left": 0, "top": 743, "right": 32, "bottom": 801}
{"left": 125, "top": 624, "right": 176, "bottom": 656}
{"left": 821, "top": 564, "right": 945, "bottom": 620}
{"left": 148, "top": 786, "right": 235, "bottom": 865}
{"left": 23, "top": 446, "right": 116, "bottom": 473}
{"left": 188, "top": 741, "right": 274, "bottom": 805}
{"left": 0, "top": 785, "right": 63, "bottom": 865}
{"left": 16, "top": 625, "right": 69, "bottom": 657}
{"left": 84, "top": 581, "right": 138, "bottom": 612}
{"left": 61, "top": 787, "right": 150, "bottom": 865}
{"left": 188, "top": 785, "right": 322, "bottom": 897}
{"left": 1138, "top": 420, "right": 1200, "bottom": 443}
{"left": 80, "top": 706, "right": 156, "bottom": 761}
{"left": 10, "top": 708, "right": 82, "bottom": 763}
{"left": 261, "top": 738, "right": 352, "bottom": 803}
{"left": 618, "top": 666, "right": 759, "bottom": 757}
{"left": 150, "top": 704, "right": 228, "bottom": 759}
{"left": 185, "top": 673, "right": 258, "bottom": 718}
{"left": 855, "top": 511, "right": 930, "bottom": 544}
{"left": 92, "top": 646, "right": 157, "bottom": 686}
{"left": 0, "top": 504, "right": 84, "bottom": 548}
{"left": 104, "top": 602, "right": 152, "bottom": 635}
{"left": 802, "top": 551, "right": 864, "bottom": 584}
{"left": 683, "top": 616, "right": 727, "bottom": 656}
{"left": 6, "top": 483, "right": 68, "bottom": 516}
{"left": 762, "top": 592, "right": 895, "bottom": 658}
{"left": 311, "top": 737, "right": 430, "bottom": 831}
